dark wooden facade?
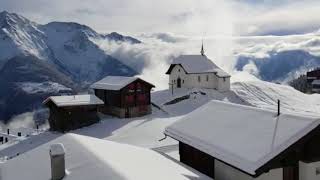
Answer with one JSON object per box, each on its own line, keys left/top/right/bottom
{"left": 179, "top": 142, "right": 215, "bottom": 178}
{"left": 45, "top": 101, "right": 101, "bottom": 132}
{"left": 307, "top": 69, "right": 320, "bottom": 83}
{"left": 178, "top": 125, "right": 320, "bottom": 180}
{"left": 94, "top": 79, "right": 154, "bottom": 118}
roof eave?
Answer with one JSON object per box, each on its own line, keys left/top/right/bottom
{"left": 164, "top": 128, "right": 257, "bottom": 177}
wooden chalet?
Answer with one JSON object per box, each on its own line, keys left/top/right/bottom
{"left": 90, "top": 76, "right": 155, "bottom": 118}
{"left": 307, "top": 68, "right": 320, "bottom": 83}
{"left": 307, "top": 69, "right": 320, "bottom": 93}
{"left": 43, "top": 95, "right": 104, "bottom": 132}
{"left": 165, "top": 100, "right": 320, "bottom": 180}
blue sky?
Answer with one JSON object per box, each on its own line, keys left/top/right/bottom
{"left": 0, "top": 0, "right": 319, "bottom": 36}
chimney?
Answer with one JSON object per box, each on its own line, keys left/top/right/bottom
{"left": 50, "top": 143, "right": 66, "bottom": 180}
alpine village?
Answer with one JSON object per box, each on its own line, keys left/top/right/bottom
{"left": 2, "top": 42, "right": 320, "bottom": 180}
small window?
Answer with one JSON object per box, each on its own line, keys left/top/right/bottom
{"left": 178, "top": 69, "right": 181, "bottom": 72}
{"left": 206, "top": 75, "right": 209, "bottom": 81}
{"left": 198, "top": 76, "right": 201, "bottom": 82}
{"left": 182, "top": 80, "right": 184, "bottom": 84}
{"left": 223, "top": 77, "right": 226, "bottom": 82}
{"left": 174, "top": 80, "right": 176, "bottom": 83}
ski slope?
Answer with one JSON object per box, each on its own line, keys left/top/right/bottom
{"left": 232, "top": 80, "right": 320, "bottom": 116}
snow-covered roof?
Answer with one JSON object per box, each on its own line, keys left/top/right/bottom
{"left": 312, "top": 80, "right": 320, "bottom": 85}
{"left": 90, "top": 76, "right": 155, "bottom": 90}
{"left": 166, "top": 55, "right": 230, "bottom": 77}
{"left": 164, "top": 100, "right": 320, "bottom": 175}
{"left": 1, "top": 134, "right": 211, "bottom": 180}
{"left": 43, "top": 94, "right": 104, "bottom": 107}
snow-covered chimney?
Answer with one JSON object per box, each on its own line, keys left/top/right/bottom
{"left": 50, "top": 143, "right": 66, "bottom": 180}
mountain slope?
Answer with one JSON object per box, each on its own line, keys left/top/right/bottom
{"left": 232, "top": 79, "right": 320, "bottom": 116}
{"left": 41, "top": 22, "right": 137, "bottom": 83}
{"left": 103, "top": 32, "right": 142, "bottom": 44}
{"left": 0, "top": 55, "right": 76, "bottom": 122}
{"left": 0, "top": 11, "right": 140, "bottom": 122}
{"left": 235, "top": 50, "right": 320, "bottom": 82}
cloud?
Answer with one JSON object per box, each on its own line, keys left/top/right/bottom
{"left": 1, "top": 0, "right": 320, "bottom": 36}
{"left": 92, "top": 34, "right": 237, "bottom": 89}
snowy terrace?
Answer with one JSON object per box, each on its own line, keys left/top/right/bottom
{"left": 1, "top": 133, "right": 212, "bottom": 180}
{"left": 1, "top": 78, "right": 320, "bottom": 164}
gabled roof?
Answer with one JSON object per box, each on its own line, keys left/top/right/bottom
{"left": 90, "top": 76, "right": 155, "bottom": 91}
{"left": 164, "top": 100, "right": 320, "bottom": 176}
{"left": 1, "top": 134, "right": 211, "bottom": 180}
{"left": 43, "top": 94, "right": 104, "bottom": 107}
{"left": 165, "top": 55, "right": 230, "bottom": 77}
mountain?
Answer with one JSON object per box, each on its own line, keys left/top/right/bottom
{"left": 0, "top": 11, "right": 140, "bottom": 122}
{"left": 0, "top": 55, "right": 76, "bottom": 122}
{"left": 103, "top": 32, "right": 141, "bottom": 44}
{"left": 235, "top": 50, "right": 320, "bottom": 82}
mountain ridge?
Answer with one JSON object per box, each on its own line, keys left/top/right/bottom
{"left": 0, "top": 11, "right": 140, "bottom": 122}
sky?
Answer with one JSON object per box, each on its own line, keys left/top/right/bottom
{"left": 1, "top": 0, "right": 320, "bottom": 36}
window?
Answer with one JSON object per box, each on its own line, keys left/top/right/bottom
{"left": 178, "top": 69, "right": 181, "bottom": 72}
{"left": 206, "top": 75, "right": 209, "bottom": 81}
{"left": 223, "top": 77, "right": 226, "bottom": 82}
{"left": 198, "top": 76, "right": 201, "bottom": 82}
{"left": 182, "top": 80, "right": 184, "bottom": 84}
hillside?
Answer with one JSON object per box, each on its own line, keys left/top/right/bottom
{"left": 235, "top": 50, "right": 320, "bottom": 82}
{"left": 0, "top": 11, "right": 140, "bottom": 121}
{"left": 232, "top": 79, "right": 320, "bottom": 116}
{"left": 2, "top": 77, "right": 320, "bottom": 159}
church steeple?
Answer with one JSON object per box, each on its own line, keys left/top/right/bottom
{"left": 200, "top": 40, "right": 205, "bottom": 56}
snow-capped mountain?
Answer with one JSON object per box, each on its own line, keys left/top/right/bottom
{"left": 235, "top": 50, "right": 320, "bottom": 82}
{"left": 103, "top": 32, "right": 142, "bottom": 44}
{"left": 0, "top": 11, "right": 140, "bottom": 122}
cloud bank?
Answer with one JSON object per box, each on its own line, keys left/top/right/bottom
{"left": 1, "top": 0, "right": 320, "bottom": 36}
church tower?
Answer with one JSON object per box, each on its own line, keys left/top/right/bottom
{"left": 200, "top": 40, "right": 205, "bottom": 56}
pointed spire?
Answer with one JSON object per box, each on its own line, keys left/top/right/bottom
{"left": 200, "top": 40, "right": 205, "bottom": 56}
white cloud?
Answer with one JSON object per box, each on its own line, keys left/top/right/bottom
{"left": 1, "top": 0, "right": 320, "bottom": 36}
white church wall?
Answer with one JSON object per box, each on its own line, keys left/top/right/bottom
{"left": 299, "top": 161, "right": 320, "bottom": 180}
{"left": 169, "top": 65, "right": 221, "bottom": 90}
{"left": 186, "top": 73, "right": 217, "bottom": 89}
{"left": 214, "top": 160, "right": 283, "bottom": 180}
{"left": 217, "top": 77, "right": 231, "bottom": 92}
{"left": 169, "top": 65, "right": 188, "bottom": 89}
{"left": 168, "top": 65, "right": 230, "bottom": 92}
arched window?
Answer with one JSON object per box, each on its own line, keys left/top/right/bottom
{"left": 206, "top": 75, "right": 209, "bottom": 81}
{"left": 198, "top": 76, "right": 201, "bottom": 82}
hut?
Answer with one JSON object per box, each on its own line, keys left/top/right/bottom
{"left": 91, "top": 76, "right": 155, "bottom": 118}
{"left": 165, "top": 100, "right": 320, "bottom": 180}
{"left": 43, "top": 95, "right": 104, "bottom": 132}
